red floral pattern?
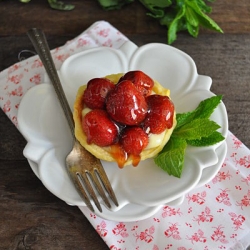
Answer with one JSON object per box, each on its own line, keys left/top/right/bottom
{"left": 1, "top": 21, "right": 250, "bottom": 250}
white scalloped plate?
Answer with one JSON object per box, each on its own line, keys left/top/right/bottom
{"left": 17, "top": 41, "right": 228, "bottom": 218}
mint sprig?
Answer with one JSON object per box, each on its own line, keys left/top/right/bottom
{"left": 97, "top": 0, "right": 223, "bottom": 44}
{"left": 154, "top": 95, "right": 225, "bottom": 178}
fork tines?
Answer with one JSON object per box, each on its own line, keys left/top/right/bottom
{"left": 75, "top": 166, "right": 119, "bottom": 212}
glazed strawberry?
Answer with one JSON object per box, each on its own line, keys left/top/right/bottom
{"left": 82, "top": 109, "right": 118, "bottom": 147}
{"left": 143, "top": 94, "right": 175, "bottom": 134}
{"left": 106, "top": 80, "right": 148, "bottom": 125}
{"left": 83, "top": 78, "right": 115, "bottom": 109}
{"left": 119, "top": 70, "right": 154, "bottom": 97}
{"left": 120, "top": 127, "right": 149, "bottom": 156}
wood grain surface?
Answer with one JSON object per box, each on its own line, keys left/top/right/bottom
{"left": 0, "top": 0, "right": 249, "bottom": 249}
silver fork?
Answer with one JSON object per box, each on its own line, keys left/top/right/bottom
{"left": 27, "top": 28, "right": 119, "bottom": 212}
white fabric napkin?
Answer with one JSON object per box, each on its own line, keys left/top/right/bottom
{"left": 0, "top": 21, "right": 249, "bottom": 249}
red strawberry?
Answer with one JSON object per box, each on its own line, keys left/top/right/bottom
{"left": 106, "top": 80, "right": 148, "bottom": 125}
{"left": 120, "top": 126, "right": 149, "bottom": 156}
{"left": 119, "top": 70, "right": 154, "bottom": 96}
{"left": 82, "top": 109, "right": 118, "bottom": 147}
{"left": 83, "top": 78, "right": 115, "bottom": 109}
{"left": 143, "top": 95, "right": 175, "bottom": 134}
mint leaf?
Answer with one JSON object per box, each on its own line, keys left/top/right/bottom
{"left": 192, "top": 95, "right": 222, "bottom": 119}
{"left": 98, "top": 0, "right": 134, "bottom": 10}
{"left": 196, "top": 0, "right": 212, "bottom": 13}
{"left": 187, "top": 131, "right": 225, "bottom": 147}
{"left": 156, "top": 95, "right": 225, "bottom": 178}
{"left": 185, "top": 5, "right": 199, "bottom": 27}
{"left": 173, "top": 118, "right": 221, "bottom": 140}
{"left": 167, "top": 4, "right": 186, "bottom": 44}
{"left": 154, "top": 137, "right": 187, "bottom": 178}
{"left": 176, "top": 95, "right": 222, "bottom": 129}
{"left": 48, "top": 0, "right": 75, "bottom": 10}
{"left": 139, "top": 0, "right": 172, "bottom": 8}
{"left": 139, "top": 0, "right": 172, "bottom": 18}
{"left": 186, "top": 22, "right": 199, "bottom": 37}
{"left": 186, "top": 0, "right": 223, "bottom": 33}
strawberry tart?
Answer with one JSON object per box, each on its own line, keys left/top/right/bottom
{"left": 73, "top": 71, "right": 176, "bottom": 168}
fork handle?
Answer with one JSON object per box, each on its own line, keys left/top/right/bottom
{"left": 27, "top": 28, "right": 75, "bottom": 136}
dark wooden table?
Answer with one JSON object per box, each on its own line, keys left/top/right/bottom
{"left": 0, "top": 0, "right": 249, "bottom": 249}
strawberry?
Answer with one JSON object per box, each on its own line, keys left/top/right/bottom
{"left": 120, "top": 126, "right": 149, "bottom": 156}
{"left": 106, "top": 80, "right": 148, "bottom": 125}
{"left": 82, "top": 109, "right": 118, "bottom": 147}
{"left": 83, "top": 78, "right": 115, "bottom": 109}
{"left": 143, "top": 94, "right": 175, "bottom": 134}
{"left": 119, "top": 70, "right": 154, "bottom": 96}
